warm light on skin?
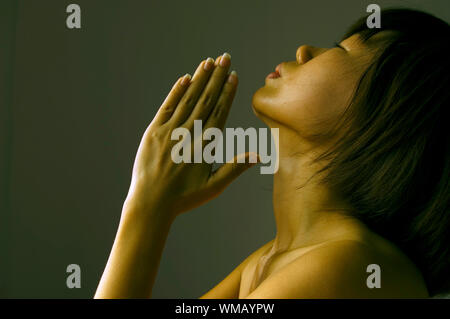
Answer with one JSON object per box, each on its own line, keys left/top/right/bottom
{"left": 235, "top": 31, "right": 430, "bottom": 299}
{"left": 252, "top": 33, "right": 379, "bottom": 145}
{"left": 95, "top": 27, "right": 430, "bottom": 299}
{"left": 249, "top": 33, "right": 388, "bottom": 254}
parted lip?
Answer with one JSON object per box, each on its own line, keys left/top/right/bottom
{"left": 275, "top": 63, "right": 283, "bottom": 76}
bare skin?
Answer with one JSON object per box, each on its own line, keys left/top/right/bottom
{"left": 95, "top": 34, "right": 429, "bottom": 299}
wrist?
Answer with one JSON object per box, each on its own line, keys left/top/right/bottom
{"left": 114, "top": 202, "right": 174, "bottom": 254}
{"left": 121, "top": 197, "right": 175, "bottom": 228}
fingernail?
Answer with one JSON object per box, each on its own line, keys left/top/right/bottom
{"left": 180, "top": 73, "right": 191, "bottom": 86}
{"left": 220, "top": 52, "right": 231, "bottom": 67}
{"left": 204, "top": 57, "right": 214, "bottom": 71}
{"left": 227, "top": 70, "right": 237, "bottom": 84}
{"left": 214, "top": 56, "right": 221, "bottom": 66}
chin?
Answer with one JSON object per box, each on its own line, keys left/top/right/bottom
{"left": 251, "top": 86, "right": 269, "bottom": 112}
{"left": 250, "top": 91, "right": 276, "bottom": 129}
{"left": 251, "top": 105, "right": 278, "bottom": 130}
{"left": 251, "top": 90, "right": 265, "bottom": 119}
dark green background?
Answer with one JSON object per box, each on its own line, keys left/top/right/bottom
{"left": 1, "top": 0, "right": 449, "bottom": 298}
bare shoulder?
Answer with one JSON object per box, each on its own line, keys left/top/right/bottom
{"left": 199, "top": 239, "right": 274, "bottom": 299}
{"left": 244, "top": 239, "right": 429, "bottom": 299}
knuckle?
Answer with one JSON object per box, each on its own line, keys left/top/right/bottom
{"left": 213, "top": 103, "right": 224, "bottom": 117}
{"left": 161, "top": 106, "right": 174, "bottom": 115}
{"left": 143, "top": 129, "right": 159, "bottom": 142}
{"left": 200, "top": 92, "right": 213, "bottom": 106}
{"left": 184, "top": 95, "right": 195, "bottom": 106}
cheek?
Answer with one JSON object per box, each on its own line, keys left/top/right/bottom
{"left": 253, "top": 72, "right": 351, "bottom": 137}
{"left": 286, "top": 82, "right": 349, "bottom": 136}
{"left": 252, "top": 60, "right": 358, "bottom": 138}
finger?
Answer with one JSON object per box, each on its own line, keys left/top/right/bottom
{"left": 169, "top": 58, "right": 216, "bottom": 126}
{"left": 153, "top": 74, "right": 191, "bottom": 125}
{"left": 206, "top": 152, "right": 259, "bottom": 194}
{"left": 214, "top": 55, "right": 221, "bottom": 66}
{"left": 204, "top": 70, "right": 238, "bottom": 131}
{"left": 186, "top": 52, "right": 232, "bottom": 127}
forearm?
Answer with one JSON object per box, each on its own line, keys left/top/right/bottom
{"left": 94, "top": 53, "right": 245, "bottom": 298}
{"left": 94, "top": 202, "right": 174, "bottom": 299}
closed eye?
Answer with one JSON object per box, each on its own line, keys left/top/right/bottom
{"left": 333, "top": 41, "right": 345, "bottom": 50}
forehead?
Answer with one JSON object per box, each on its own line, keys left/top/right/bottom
{"left": 340, "top": 32, "right": 395, "bottom": 65}
{"left": 342, "top": 31, "right": 397, "bottom": 49}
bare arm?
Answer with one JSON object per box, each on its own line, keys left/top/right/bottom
{"left": 94, "top": 202, "right": 174, "bottom": 298}
{"left": 94, "top": 54, "right": 258, "bottom": 298}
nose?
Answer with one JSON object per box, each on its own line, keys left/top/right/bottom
{"left": 296, "top": 45, "right": 313, "bottom": 64}
{"left": 296, "top": 45, "right": 327, "bottom": 64}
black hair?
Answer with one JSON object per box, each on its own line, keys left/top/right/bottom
{"left": 313, "top": 8, "right": 450, "bottom": 296}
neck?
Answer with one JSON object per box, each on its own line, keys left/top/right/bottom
{"left": 269, "top": 132, "right": 360, "bottom": 254}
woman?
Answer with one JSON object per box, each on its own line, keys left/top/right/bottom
{"left": 94, "top": 8, "right": 449, "bottom": 298}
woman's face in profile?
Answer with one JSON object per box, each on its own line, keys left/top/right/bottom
{"left": 252, "top": 33, "right": 379, "bottom": 142}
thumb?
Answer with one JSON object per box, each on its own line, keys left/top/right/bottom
{"left": 207, "top": 152, "right": 260, "bottom": 193}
